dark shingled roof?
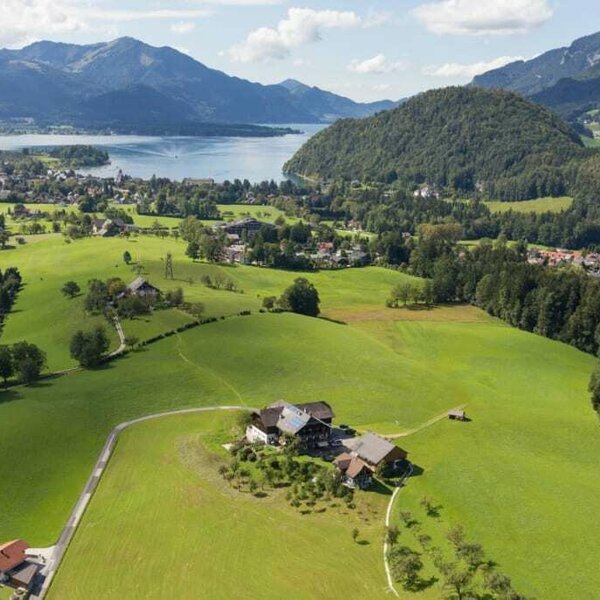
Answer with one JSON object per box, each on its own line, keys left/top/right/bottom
{"left": 296, "top": 401, "right": 334, "bottom": 421}
{"left": 10, "top": 561, "right": 38, "bottom": 587}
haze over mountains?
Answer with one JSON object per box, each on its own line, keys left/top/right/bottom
{"left": 472, "top": 30, "right": 600, "bottom": 120}
{"left": 0, "top": 37, "right": 397, "bottom": 133}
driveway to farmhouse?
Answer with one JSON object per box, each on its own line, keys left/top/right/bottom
{"left": 33, "top": 405, "right": 254, "bottom": 600}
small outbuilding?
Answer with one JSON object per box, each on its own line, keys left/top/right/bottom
{"left": 448, "top": 409, "right": 467, "bottom": 421}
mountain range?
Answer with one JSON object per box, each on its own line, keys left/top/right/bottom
{"left": 0, "top": 37, "right": 397, "bottom": 134}
{"left": 472, "top": 30, "right": 600, "bottom": 120}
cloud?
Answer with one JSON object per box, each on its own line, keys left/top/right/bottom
{"left": 0, "top": 0, "right": 84, "bottom": 47}
{"left": 423, "top": 55, "right": 524, "bottom": 78}
{"left": 0, "top": 0, "right": 213, "bottom": 47}
{"left": 413, "top": 0, "right": 553, "bottom": 36}
{"left": 348, "top": 54, "right": 408, "bottom": 74}
{"left": 363, "top": 10, "right": 393, "bottom": 28}
{"left": 171, "top": 21, "right": 197, "bottom": 34}
{"left": 229, "top": 8, "right": 362, "bottom": 62}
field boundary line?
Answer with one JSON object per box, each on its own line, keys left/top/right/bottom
{"left": 34, "top": 404, "right": 254, "bottom": 600}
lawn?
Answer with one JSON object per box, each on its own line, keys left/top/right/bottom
{"left": 0, "top": 234, "right": 417, "bottom": 370}
{"left": 484, "top": 196, "right": 573, "bottom": 214}
{"left": 47, "top": 412, "right": 391, "bottom": 600}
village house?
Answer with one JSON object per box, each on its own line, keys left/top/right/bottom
{"left": 126, "top": 277, "right": 161, "bottom": 299}
{"left": 246, "top": 401, "right": 334, "bottom": 449}
{"left": 0, "top": 539, "right": 38, "bottom": 592}
{"left": 218, "top": 217, "right": 273, "bottom": 240}
{"left": 335, "top": 433, "right": 408, "bottom": 489}
{"left": 224, "top": 243, "right": 249, "bottom": 264}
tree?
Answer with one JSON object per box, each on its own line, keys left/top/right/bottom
{"left": 589, "top": 363, "right": 600, "bottom": 414}
{"left": 61, "top": 281, "right": 81, "bottom": 299}
{"left": 187, "top": 302, "right": 205, "bottom": 320}
{"left": 124, "top": 335, "right": 139, "bottom": 349}
{"left": 0, "top": 230, "right": 11, "bottom": 249}
{"left": 123, "top": 250, "right": 132, "bottom": 265}
{"left": 11, "top": 341, "right": 46, "bottom": 384}
{"left": 388, "top": 546, "right": 424, "bottom": 591}
{"left": 0, "top": 345, "right": 14, "bottom": 385}
{"left": 262, "top": 296, "right": 276, "bottom": 311}
{"left": 116, "top": 295, "right": 150, "bottom": 319}
{"left": 279, "top": 278, "right": 320, "bottom": 317}
{"left": 186, "top": 241, "right": 200, "bottom": 261}
{"left": 386, "top": 525, "right": 400, "bottom": 546}
{"left": 70, "top": 327, "right": 110, "bottom": 368}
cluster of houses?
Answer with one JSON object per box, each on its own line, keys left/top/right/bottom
{"left": 246, "top": 401, "right": 409, "bottom": 489}
{"left": 527, "top": 248, "right": 600, "bottom": 273}
{"left": 216, "top": 217, "right": 369, "bottom": 268}
{"left": 0, "top": 539, "right": 39, "bottom": 595}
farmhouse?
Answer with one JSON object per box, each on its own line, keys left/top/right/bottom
{"left": 246, "top": 401, "right": 334, "bottom": 448}
{"left": 218, "top": 217, "right": 273, "bottom": 239}
{"left": 335, "top": 433, "right": 408, "bottom": 488}
{"left": 126, "top": 277, "right": 161, "bottom": 298}
{"left": 92, "top": 218, "right": 125, "bottom": 237}
{"left": 0, "top": 539, "right": 38, "bottom": 591}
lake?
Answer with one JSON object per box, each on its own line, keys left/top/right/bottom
{"left": 0, "top": 124, "right": 326, "bottom": 183}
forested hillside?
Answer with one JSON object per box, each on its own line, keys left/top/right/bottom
{"left": 284, "top": 87, "right": 588, "bottom": 200}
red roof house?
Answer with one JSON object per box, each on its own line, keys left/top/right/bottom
{"left": 0, "top": 539, "right": 29, "bottom": 573}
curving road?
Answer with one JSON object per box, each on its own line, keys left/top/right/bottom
{"left": 34, "top": 405, "right": 254, "bottom": 599}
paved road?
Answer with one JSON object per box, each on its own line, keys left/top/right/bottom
{"left": 33, "top": 405, "right": 253, "bottom": 599}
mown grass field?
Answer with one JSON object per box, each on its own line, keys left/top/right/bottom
{"left": 484, "top": 196, "right": 573, "bottom": 214}
{"left": 0, "top": 234, "right": 599, "bottom": 599}
{"left": 48, "top": 412, "right": 392, "bottom": 600}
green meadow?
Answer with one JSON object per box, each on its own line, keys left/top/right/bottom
{"left": 0, "top": 234, "right": 598, "bottom": 599}
{"left": 484, "top": 196, "right": 573, "bottom": 214}
{"left": 48, "top": 412, "right": 392, "bottom": 600}
{"left": 0, "top": 234, "right": 416, "bottom": 370}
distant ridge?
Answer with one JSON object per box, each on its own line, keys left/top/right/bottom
{"left": 0, "top": 37, "right": 397, "bottom": 133}
{"left": 471, "top": 30, "right": 600, "bottom": 120}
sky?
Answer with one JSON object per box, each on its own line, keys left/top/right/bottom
{"left": 1, "top": 0, "right": 600, "bottom": 102}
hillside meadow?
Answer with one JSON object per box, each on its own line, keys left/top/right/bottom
{"left": 47, "top": 412, "right": 395, "bottom": 600}
{"left": 0, "top": 234, "right": 598, "bottom": 598}
{"left": 0, "top": 234, "right": 416, "bottom": 370}
{"left": 484, "top": 196, "right": 573, "bottom": 214}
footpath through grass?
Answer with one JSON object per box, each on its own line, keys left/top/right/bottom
{"left": 48, "top": 412, "right": 391, "bottom": 600}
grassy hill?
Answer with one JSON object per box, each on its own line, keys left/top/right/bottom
{"left": 0, "top": 234, "right": 415, "bottom": 370}
{"left": 0, "top": 304, "right": 597, "bottom": 598}
{"left": 284, "top": 87, "right": 587, "bottom": 200}
{"left": 48, "top": 412, "right": 392, "bottom": 600}
{"left": 0, "top": 234, "right": 599, "bottom": 598}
